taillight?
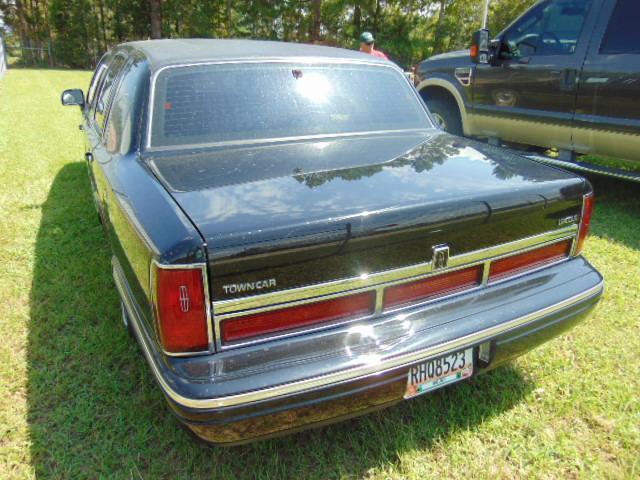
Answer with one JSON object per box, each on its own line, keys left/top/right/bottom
{"left": 153, "top": 264, "right": 210, "bottom": 354}
{"left": 573, "top": 193, "right": 594, "bottom": 256}
{"left": 221, "top": 291, "right": 375, "bottom": 343}
{"left": 383, "top": 265, "right": 483, "bottom": 310}
{"left": 489, "top": 239, "right": 572, "bottom": 282}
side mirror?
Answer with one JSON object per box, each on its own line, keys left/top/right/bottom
{"left": 470, "top": 29, "right": 490, "bottom": 64}
{"left": 61, "top": 89, "right": 85, "bottom": 107}
{"left": 404, "top": 71, "right": 416, "bottom": 84}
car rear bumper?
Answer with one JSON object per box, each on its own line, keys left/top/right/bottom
{"left": 115, "top": 256, "right": 603, "bottom": 445}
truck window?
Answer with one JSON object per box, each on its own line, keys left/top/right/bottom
{"left": 600, "top": 0, "right": 640, "bottom": 55}
{"left": 502, "top": 0, "right": 592, "bottom": 58}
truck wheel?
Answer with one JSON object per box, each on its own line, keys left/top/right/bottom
{"left": 426, "top": 98, "right": 463, "bottom": 136}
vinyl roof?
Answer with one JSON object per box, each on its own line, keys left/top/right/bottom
{"left": 121, "top": 39, "right": 390, "bottom": 70}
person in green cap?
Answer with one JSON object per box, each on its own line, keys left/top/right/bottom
{"left": 359, "top": 31, "right": 389, "bottom": 60}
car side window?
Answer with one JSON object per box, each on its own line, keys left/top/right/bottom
{"left": 600, "top": 0, "right": 640, "bottom": 55}
{"left": 87, "top": 57, "right": 113, "bottom": 120}
{"left": 104, "top": 58, "right": 145, "bottom": 154}
{"left": 86, "top": 59, "right": 109, "bottom": 110}
{"left": 94, "top": 55, "right": 127, "bottom": 133}
{"left": 502, "top": 0, "right": 592, "bottom": 58}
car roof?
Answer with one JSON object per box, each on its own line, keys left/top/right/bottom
{"left": 121, "top": 39, "right": 391, "bottom": 71}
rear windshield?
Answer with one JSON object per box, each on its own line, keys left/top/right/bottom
{"left": 150, "top": 62, "right": 431, "bottom": 148}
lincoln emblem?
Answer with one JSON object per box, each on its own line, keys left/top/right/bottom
{"left": 178, "top": 285, "right": 190, "bottom": 312}
{"left": 432, "top": 244, "right": 450, "bottom": 270}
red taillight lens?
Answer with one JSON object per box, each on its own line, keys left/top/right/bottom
{"left": 154, "top": 266, "right": 209, "bottom": 353}
{"left": 489, "top": 239, "right": 572, "bottom": 282}
{"left": 383, "top": 266, "right": 483, "bottom": 310}
{"left": 221, "top": 292, "right": 375, "bottom": 343}
{"left": 574, "top": 193, "right": 594, "bottom": 256}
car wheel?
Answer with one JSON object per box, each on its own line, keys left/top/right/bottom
{"left": 426, "top": 97, "right": 463, "bottom": 136}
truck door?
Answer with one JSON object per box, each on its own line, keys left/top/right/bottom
{"left": 471, "top": 0, "right": 597, "bottom": 151}
{"left": 573, "top": 0, "right": 640, "bottom": 162}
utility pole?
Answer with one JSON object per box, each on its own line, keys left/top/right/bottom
{"left": 482, "top": 0, "right": 490, "bottom": 30}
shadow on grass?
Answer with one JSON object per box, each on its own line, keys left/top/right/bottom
{"left": 28, "top": 162, "right": 533, "bottom": 478}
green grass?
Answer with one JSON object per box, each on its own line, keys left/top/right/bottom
{"left": 581, "top": 154, "right": 640, "bottom": 174}
{"left": 544, "top": 149, "right": 640, "bottom": 174}
{"left": 1, "top": 69, "right": 639, "bottom": 479}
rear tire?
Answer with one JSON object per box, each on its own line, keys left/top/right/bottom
{"left": 425, "top": 97, "right": 463, "bottom": 136}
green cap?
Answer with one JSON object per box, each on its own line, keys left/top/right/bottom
{"left": 359, "top": 32, "right": 375, "bottom": 44}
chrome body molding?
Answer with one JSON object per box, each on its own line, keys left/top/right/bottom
{"left": 116, "top": 257, "right": 603, "bottom": 409}
{"left": 213, "top": 225, "right": 579, "bottom": 323}
{"left": 571, "top": 193, "right": 589, "bottom": 257}
{"left": 524, "top": 154, "right": 640, "bottom": 184}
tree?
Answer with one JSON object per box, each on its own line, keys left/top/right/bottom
{"left": 150, "top": 0, "right": 162, "bottom": 38}
{"left": 13, "top": 0, "right": 32, "bottom": 60}
{"left": 0, "top": 0, "right": 542, "bottom": 68}
{"left": 309, "top": 0, "right": 321, "bottom": 42}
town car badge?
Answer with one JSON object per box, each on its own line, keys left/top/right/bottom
{"left": 222, "top": 278, "right": 277, "bottom": 295}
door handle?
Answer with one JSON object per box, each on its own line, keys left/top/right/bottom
{"left": 85, "top": 152, "right": 94, "bottom": 163}
{"left": 561, "top": 69, "right": 578, "bottom": 91}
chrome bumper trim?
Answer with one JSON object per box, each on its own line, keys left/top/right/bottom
{"left": 114, "top": 257, "right": 602, "bottom": 410}
{"left": 213, "top": 226, "right": 578, "bottom": 350}
{"left": 213, "top": 226, "right": 578, "bottom": 316}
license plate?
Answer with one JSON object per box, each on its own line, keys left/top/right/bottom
{"left": 404, "top": 348, "right": 473, "bottom": 399}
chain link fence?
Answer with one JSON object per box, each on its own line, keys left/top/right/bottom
{"left": 10, "top": 42, "right": 54, "bottom": 67}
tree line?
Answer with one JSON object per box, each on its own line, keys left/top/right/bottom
{"left": 0, "top": 0, "right": 536, "bottom": 69}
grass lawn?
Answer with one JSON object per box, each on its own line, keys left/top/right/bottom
{"left": 0, "top": 68, "right": 639, "bottom": 479}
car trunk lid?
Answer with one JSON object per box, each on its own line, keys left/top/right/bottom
{"left": 144, "top": 131, "right": 585, "bottom": 303}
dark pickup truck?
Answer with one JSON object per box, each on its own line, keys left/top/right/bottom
{"left": 61, "top": 39, "right": 603, "bottom": 445}
{"left": 415, "top": 0, "right": 640, "bottom": 179}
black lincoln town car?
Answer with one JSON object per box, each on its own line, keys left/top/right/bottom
{"left": 61, "top": 39, "right": 604, "bottom": 445}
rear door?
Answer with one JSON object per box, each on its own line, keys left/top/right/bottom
{"left": 472, "top": 0, "right": 597, "bottom": 150}
{"left": 573, "top": 0, "right": 640, "bottom": 162}
{"left": 85, "top": 53, "right": 128, "bottom": 228}
{"left": 84, "top": 54, "right": 111, "bottom": 218}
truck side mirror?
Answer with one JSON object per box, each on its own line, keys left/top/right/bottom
{"left": 470, "top": 29, "right": 490, "bottom": 64}
{"left": 61, "top": 89, "right": 85, "bottom": 108}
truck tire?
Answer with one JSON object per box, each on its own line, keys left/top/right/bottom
{"left": 426, "top": 97, "right": 463, "bottom": 136}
